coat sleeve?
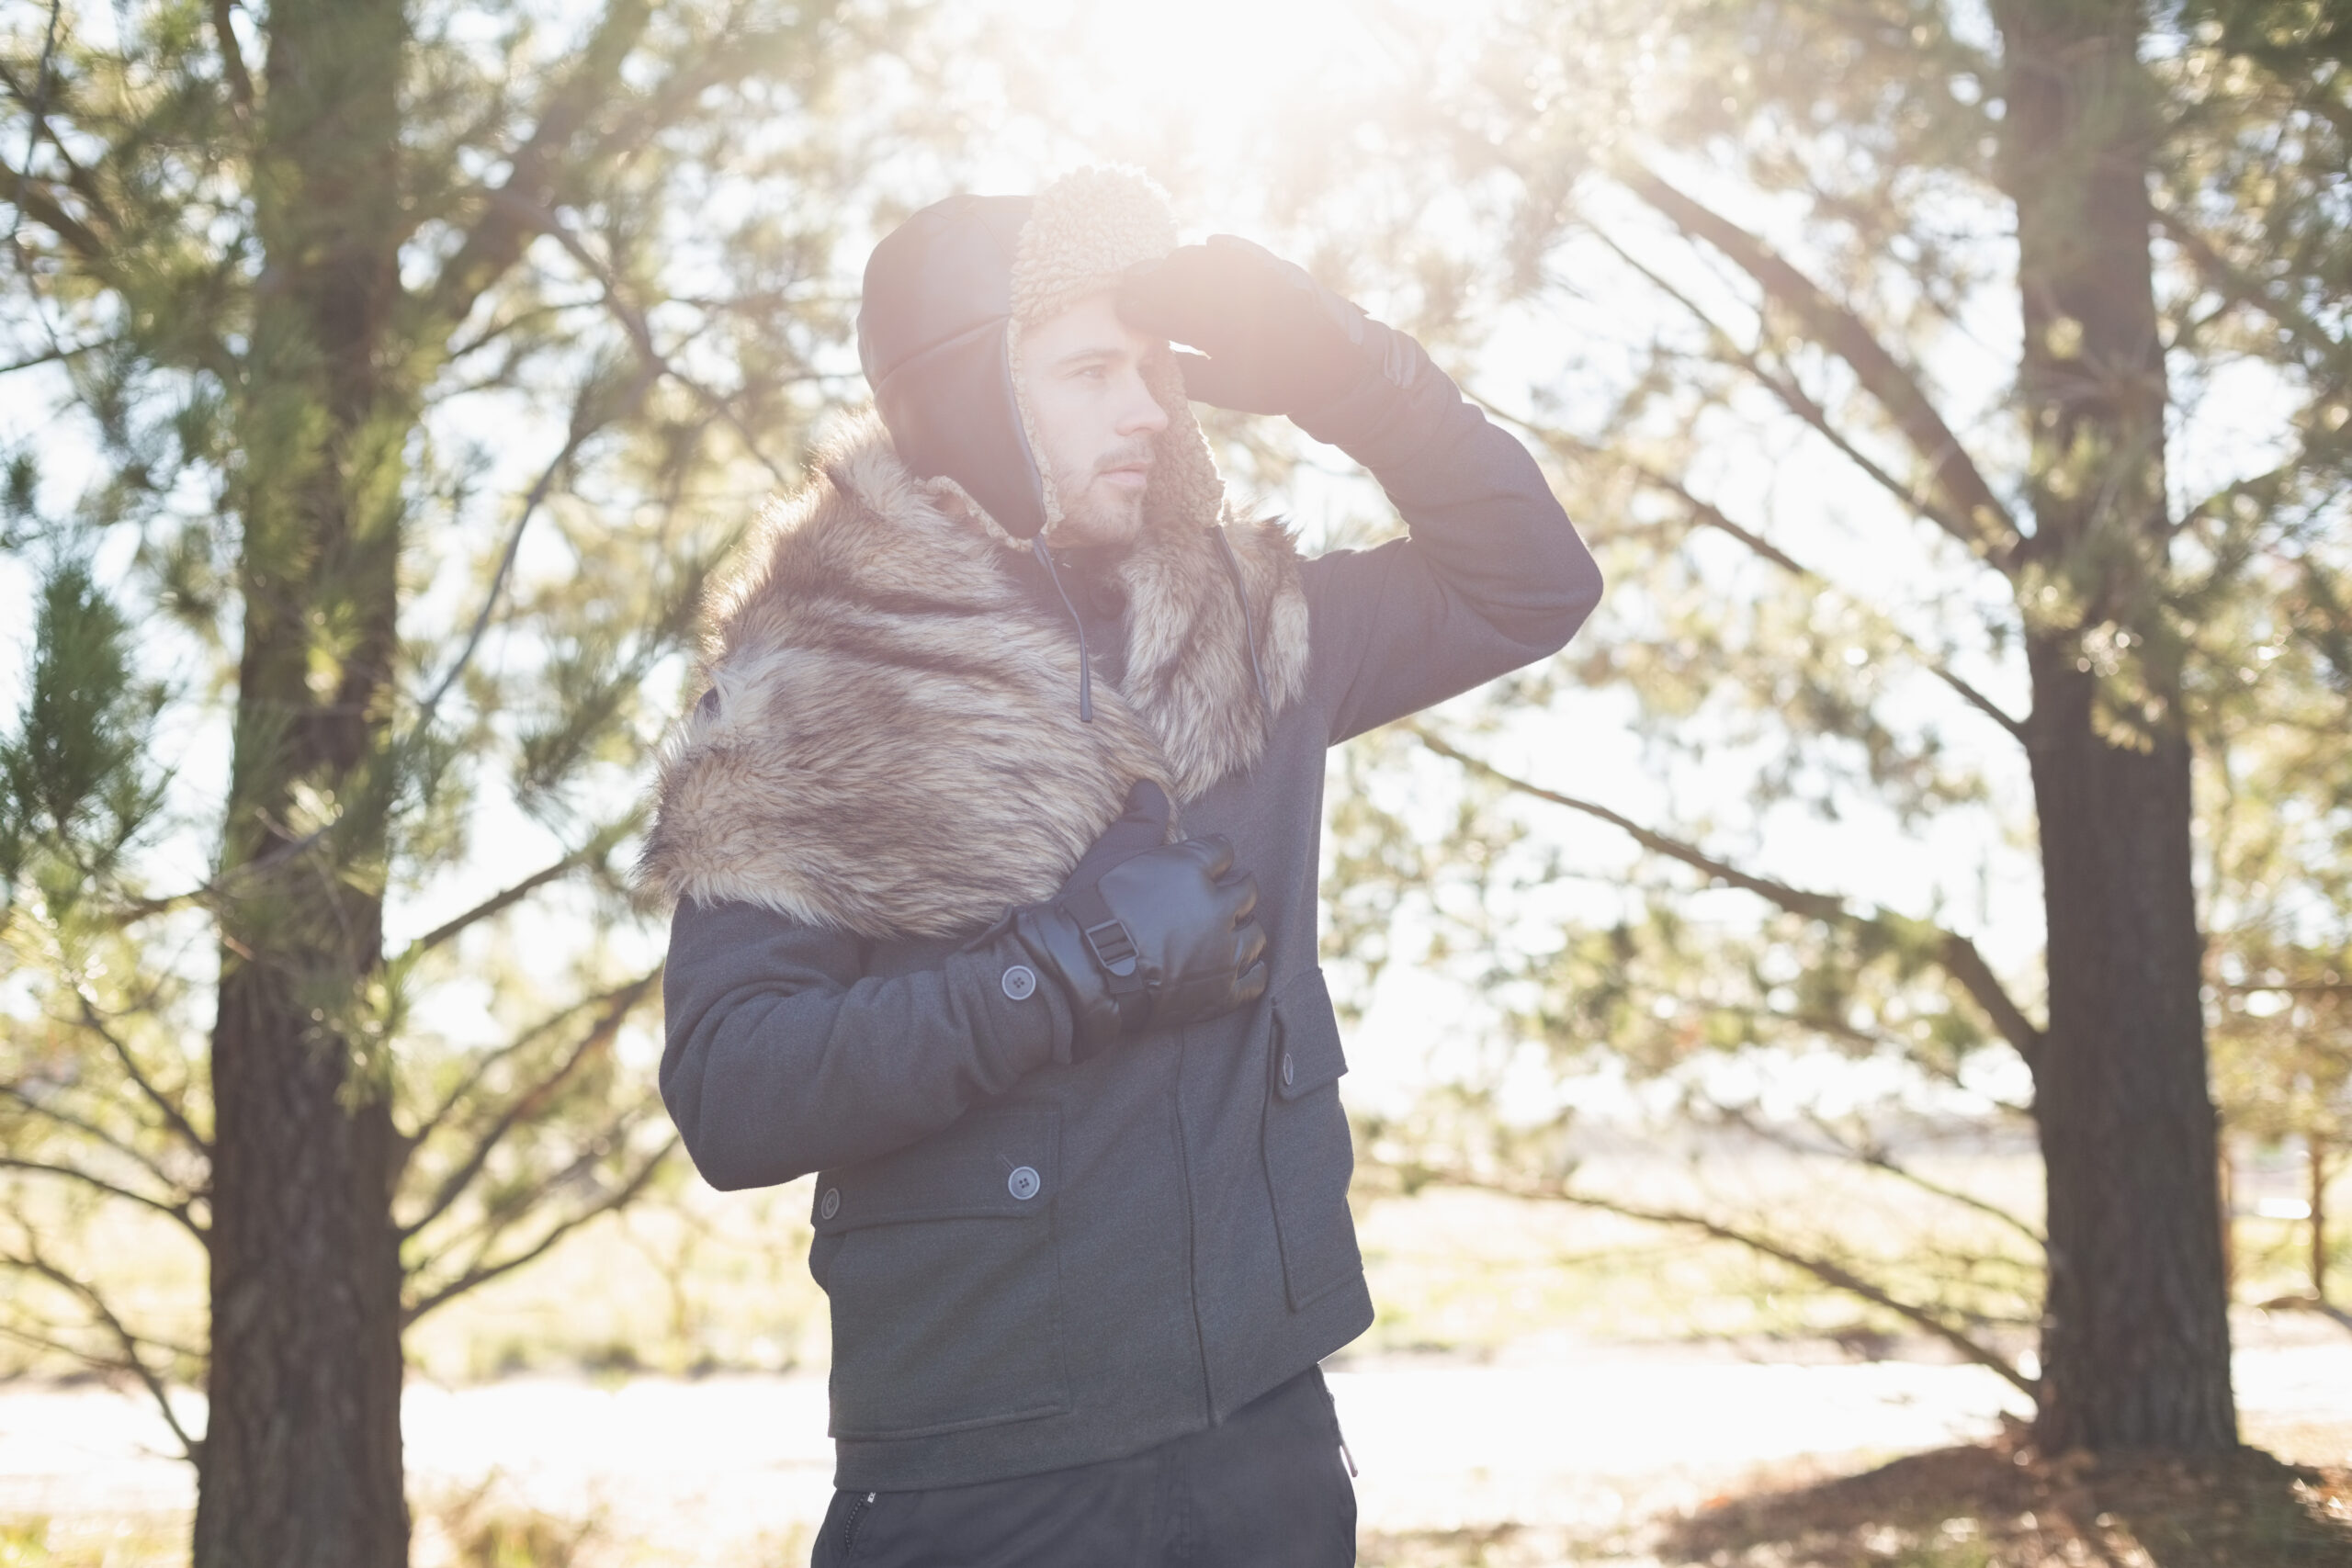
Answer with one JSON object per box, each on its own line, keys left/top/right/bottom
{"left": 658, "top": 897, "right": 1072, "bottom": 1190}
{"left": 1296, "top": 334, "right": 1603, "bottom": 744}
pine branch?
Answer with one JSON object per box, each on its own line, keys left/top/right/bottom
{"left": 1622, "top": 166, "right": 2020, "bottom": 571}
{"left": 401, "top": 1131, "right": 675, "bottom": 1325}
{"left": 209, "top": 0, "right": 255, "bottom": 122}
{"left": 0, "top": 10, "right": 119, "bottom": 254}
{"left": 2155, "top": 209, "right": 2346, "bottom": 384}
{"left": 403, "top": 374, "right": 648, "bottom": 743}
{"left": 420, "top": 0, "right": 655, "bottom": 335}
{"left": 400, "top": 972, "right": 658, "bottom": 1164}
{"left": 418, "top": 1103, "right": 654, "bottom": 1264}
{"left": 400, "top": 820, "right": 634, "bottom": 962}
{"left": 1404, "top": 725, "right": 2048, "bottom": 1067}
{"left": 1481, "top": 397, "right": 2029, "bottom": 741}
{"left": 0, "top": 335, "right": 113, "bottom": 375}
{"left": 0, "top": 1231, "right": 202, "bottom": 1463}
{"left": 1747, "top": 1006, "right": 2032, "bottom": 1115}
{"left": 71, "top": 991, "right": 209, "bottom": 1156}
{"left": 0, "top": 1156, "right": 202, "bottom": 1239}
{"left": 1585, "top": 221, "right": 1995, "bottom": 560}
{"left": 1752, "top": 1104, "right": 2047, "bottom": 1248}
{"left": 0, "top": 163, "right": 104, "bottom": 262}
{"left": 396, "top": 968, "right": 660, "bottom": 1241}
{"left": 517, "top": 200, "right": 798, "bottom": 485}
{"left": 0, "top": 1082, "right": 192, "bottom": 1192}
{"left": 1641, "top": 458, "right": 2026, "bottom": 739}
{"left": 1400, "top": 1161, "right": 2039, "bottom": 1397}
{"left": 0, "top": 1078, "right": 207, "bottom": 1235}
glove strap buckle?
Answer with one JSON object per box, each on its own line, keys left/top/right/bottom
{"left": 1084, "top": 919, "right": 1140, "bottom": 979}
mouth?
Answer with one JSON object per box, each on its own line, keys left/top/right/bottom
{"left": 1099, "top": 460, "right": 1153, "bottom": 493}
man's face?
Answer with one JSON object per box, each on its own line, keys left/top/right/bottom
{"left": 1016, "top": 291, "right": 1170, "bottom": 549}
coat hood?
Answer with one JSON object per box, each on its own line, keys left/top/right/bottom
{"left": 637, "top": 418, "right": 1309, "bottom": 940}
{"left": 857, "top": 168, "right": 1224, "bottom": 547}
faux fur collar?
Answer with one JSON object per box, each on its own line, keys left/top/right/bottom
{"left": 639, "top": 419, "right": 1309, "bottom": 940}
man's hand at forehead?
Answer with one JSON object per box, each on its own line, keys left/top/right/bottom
{"left": 1116, "top": 235, "right": 1381, "bottom": 420}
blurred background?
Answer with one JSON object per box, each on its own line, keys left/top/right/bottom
{"left": 0, "top": 0, "right": 2346, "bottom": 1563}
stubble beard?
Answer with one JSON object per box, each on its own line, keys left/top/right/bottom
{"left": 1047, "top": 449, "right": 1151, "bottom": 550}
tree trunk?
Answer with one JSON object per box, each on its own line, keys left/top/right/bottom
{"left": 198, "top": 977, "right": 407, "bottom": 1567}
{"left": 1996, "top": 0, "right": 2237, "bottom": 1453}
{"left": 194, "top": 1, "right": 414, "bottom": 1562}
{"left": 2022, "top": 658, "right": 2235, "bottom": 1450}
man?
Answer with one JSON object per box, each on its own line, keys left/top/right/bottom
{"left": 645, "top": 168, "right": 1601, "bottom": 1564}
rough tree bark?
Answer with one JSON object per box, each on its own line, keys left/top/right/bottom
{"left": 1995, "top": 0, "right": 2238, "bottom": 1453}
{"left": 193, "top": 0, "right": 415, "bottom": 1561}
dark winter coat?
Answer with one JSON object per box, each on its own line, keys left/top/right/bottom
{"left": 647, "top": 350, "right": 1601, "bottom": 1491}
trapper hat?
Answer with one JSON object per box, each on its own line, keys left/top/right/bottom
{"left": 856, "top": 168, "right": 1225, "bottom": 544}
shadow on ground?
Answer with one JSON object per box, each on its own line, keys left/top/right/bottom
{"left": 1362, "top": 1433, "right": 2352, "bottom": 1567}
{"left": 1666, "top": 1430, "right": 2352, "bottom": 1568}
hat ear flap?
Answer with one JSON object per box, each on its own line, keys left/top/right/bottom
{"left": 1005, "top": 318, "right": 1064, "bottom": 538}
{"left": 1141, "top": 348, "right": 1227, "bottom": 533}
{"left": 859, "top": 194, "right": 1054, "bottom": 541}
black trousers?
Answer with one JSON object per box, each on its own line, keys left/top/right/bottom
{"left": 808, "top": 1368, "right": 1357, "bottom": 1567}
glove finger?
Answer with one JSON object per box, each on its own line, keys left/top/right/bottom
{"left": 1174, "top": 351, "right": 1277, "bottom": 412}
{"left": 1233, "top": 916, "right": 1268, "bottom": 975}
{"left": 1218, "top": 870, "right": 1260, "bottom": 927}
{"left": 1168, "top": 834, "right": 1237, "bottom": 882}
{"left": 1231, "top": 954, "right": 1271, "bottom": 1008}
{"left": 1203, "top": 232, "right": 1302, "bottom": 292}
{"left": 1121, "top": 779, "right": 1172, "bottom": 837}
{"left": 1059, "top": 779, "right": 1173, "bottom": 895}
{"left": 1114, "top": 246, "right": 1228, "bottom": 346}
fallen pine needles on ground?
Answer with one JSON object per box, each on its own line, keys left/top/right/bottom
{"left": 1358, "top": 1429, "right": 2352, "bottom": 1568}
{"left": 1663, "top": 1427, "right": 2352, "bottom": 1568}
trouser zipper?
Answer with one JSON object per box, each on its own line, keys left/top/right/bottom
{"left": 840, "top": 1490, "right": 877, "bottom": 1551}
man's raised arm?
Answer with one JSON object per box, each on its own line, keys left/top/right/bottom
{"left": 1119, "top": 237, "right": 1602, "bottom": 742}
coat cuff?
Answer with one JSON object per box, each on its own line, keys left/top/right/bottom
{"left": 955, "top": 927, "right": 1072, "bottom": 1083}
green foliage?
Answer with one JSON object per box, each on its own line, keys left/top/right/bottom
{"left": 1294, "top": 0, "right": 2350, "bottom": 1382}
{"left": 0, "top": 0, "right": 918, "bottom": 1529}
{"left": 0, "top": 558, "right": 165, "bottom": 911}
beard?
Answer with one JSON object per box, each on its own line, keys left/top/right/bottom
{"left": 1045, "top": 443, "right": 1153, "bottom": 549}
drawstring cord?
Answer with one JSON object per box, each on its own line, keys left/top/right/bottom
{"left": 1033, "top": 528, "right": 1268, "bottom": 734}
{"left": 1032, "top": 536, "right": 1094, "bottom": 723}
{"left": 1214, "top": 527, "right": 1273, "bottom": 735}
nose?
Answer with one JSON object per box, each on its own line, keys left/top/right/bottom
{"left": 1115, "top": 368, "right": 1169, "bottom": 438}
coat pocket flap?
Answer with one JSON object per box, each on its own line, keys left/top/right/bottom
{"left": 1271, "top": 968, "right": 1349, "bottom": 1102}
{"left": 810, "top": 1107, "right": 1059, "bottom": 1235}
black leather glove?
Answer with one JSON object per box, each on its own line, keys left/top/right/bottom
{"left": 1116, "top": 235, "right": 1393, "bottom": 419}
{"left": 1015, "top": 781, "right": 1270, "bottom": 1061}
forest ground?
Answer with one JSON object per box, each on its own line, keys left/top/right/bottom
{"left": 2, "top": 1160, "right": 2345, "bottom": 1565}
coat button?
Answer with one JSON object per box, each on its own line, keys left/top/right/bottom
{"left": 1001, "top": 964, "right": 1037, "bottom": 1001}
{"left": 1281, "top": 1051, "right": 1295, "bottom": 1089}
{"left": 820, "top": 1187, "right": 841, "bottom": 1221}
{"left": 1007, "top": 1165, "right": 1041, "bottom": 1201}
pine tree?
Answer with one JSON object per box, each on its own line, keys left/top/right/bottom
{"left": 0, "top": 2, "right": 880, "bottom": 1560}
{"left": 1316, "top": 0, "right": 2350, "bottom": 1453}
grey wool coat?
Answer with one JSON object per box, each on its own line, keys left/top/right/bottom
{"left": 650, "top": 347, "right": 1602, "bottom": 1492}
